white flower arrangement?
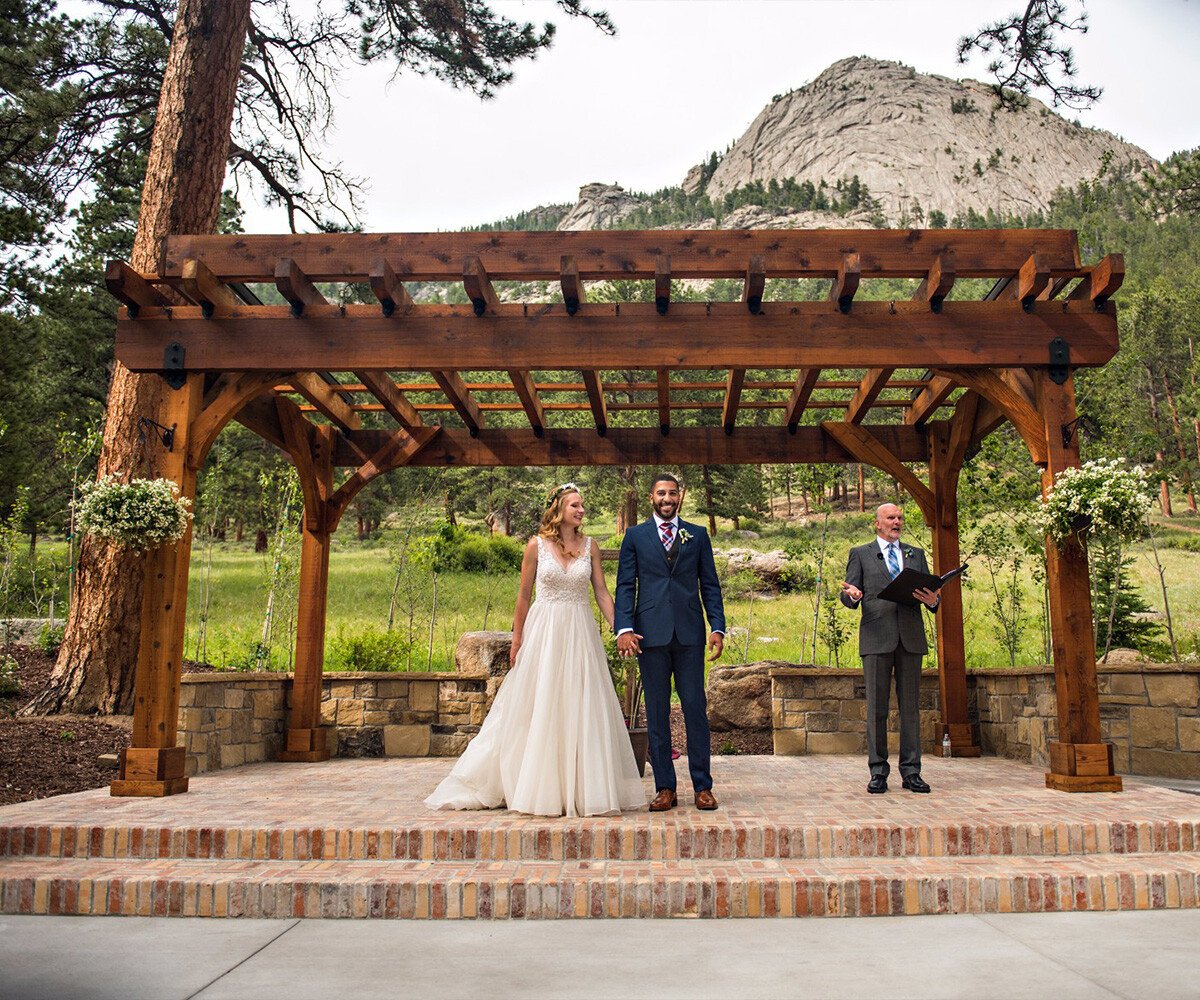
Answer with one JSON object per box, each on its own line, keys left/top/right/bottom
{"left": 1033, "top": 458, "right": 1153, "bottom": 545}
{"left": 75, "top": 475, "right": 193, "bottom": 550}
{"left": 678, "top": 527, "right": 693, "bottom": 545}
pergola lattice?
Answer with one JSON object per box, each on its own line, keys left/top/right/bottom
{"left": 106, "top": 229, "right": 1125, "bottom": 795}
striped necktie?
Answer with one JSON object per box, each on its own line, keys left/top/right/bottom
{"left": 886, "top": 543, "right": 901, "bottom": 579}
{"left": 661, "top": 521, "right": 675, "bottom": 550}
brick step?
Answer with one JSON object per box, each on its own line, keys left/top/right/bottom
{"left": 4, "top": 852, "right": 1200, "bottom": 919}
{"left": 5, "top": 817, "right": 1197, "bottom": 863}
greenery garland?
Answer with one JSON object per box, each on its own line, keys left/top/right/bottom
{"left": 75, "top": 476, "right": 192, "bottom": 550}
{"left": 1033, "top": 458, "right": 1153, "bottom": 545}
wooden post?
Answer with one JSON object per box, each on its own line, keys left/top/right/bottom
{"left": 112, "top": 374, "right": 203, "bottom": 796}
{"left": 1035, "top": 370, "right": 1121, "bottom": 792}
{"left": 279, "top": 424, "right": 335, "bottom": 761}
{"left": 927, "top": 419, "right": 979, "bottom": 757}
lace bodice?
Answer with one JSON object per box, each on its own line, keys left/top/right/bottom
{"left": 534, "top": 535, "right": 592, "bottom": 606}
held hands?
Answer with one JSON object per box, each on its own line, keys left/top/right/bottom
{"left": 616, "top": 631, "right": 643, "bottom": 657}
{"left": 840, "top": 581, "right": 862, "bottom": 603}
{"left": 708, "top": 632, "right": 724, "bottom": 662}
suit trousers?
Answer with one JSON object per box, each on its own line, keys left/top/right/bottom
{"left": 638, "top": 637, "right": 711, "bottom": 793}
{"left": 863, "top": 646, "right": 923, "bottom": 778}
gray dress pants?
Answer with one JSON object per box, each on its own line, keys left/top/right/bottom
{"left": 863, "top": 644, "right": 923, "bottom": 778}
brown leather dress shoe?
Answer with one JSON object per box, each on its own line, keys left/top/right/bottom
{"left": 649, "top": 788, "right": 678, "bottom": 812}
{"left": 694, "top": 789, "right": 718, "bottom": 811}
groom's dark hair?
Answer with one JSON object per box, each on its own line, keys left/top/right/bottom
{"left": 650, "top": 472, "right": 680, "bottom": 490}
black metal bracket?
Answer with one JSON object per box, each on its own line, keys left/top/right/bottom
{"left": 139, "top": 417, "right": 176, "bottom": 452}
{"left": 1048, "top": 337, "right": 1070, "bottom": 385}
{"left": 1061, "top": 414, "right": 1097, "bottom": 449}
{"left": 471, "top": 297, "right": 487, "bottom": 317}
{"left": 163, "top": 341, "right": 186, "bottom": 389}
{"left": 655, "top": 296, "right": 669, "bottom": 316}
{"left": 746, "top": 295, "right": 762, "bottom": 315}
{"left": 565, "top": 297, "right": 581, "bottom": 316}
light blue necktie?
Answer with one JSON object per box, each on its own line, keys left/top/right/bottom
{"left": 886, "top": 543, "right": 901, "bottom": 579}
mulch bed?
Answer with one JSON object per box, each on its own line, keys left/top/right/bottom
{"left": 0, "top": 645, "right": 131, "bottom": 806}
{"left": 669, "top": 705, "right": 773, "bottom": 757}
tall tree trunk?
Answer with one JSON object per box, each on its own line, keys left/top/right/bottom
{"left": 27, "top": 0, "right": 253, "bottom": 715}
{"left": 701, "top": 465, "right": 717, "bottom": 535}
{"left": 615, "top": 465, "right": 638, "bottom": 534}
{"left": 1162, "top": 376, "right": 1198, "bottom": 513}
{"left": 1145, "top": 374, "right": 1173, "bottom": 517}
{"left": 857, "top": 464, "right": 865, "bottom": 512}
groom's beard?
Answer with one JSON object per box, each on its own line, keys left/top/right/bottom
{"left": 652, "top": 500, "right": 678, "bottom": 519}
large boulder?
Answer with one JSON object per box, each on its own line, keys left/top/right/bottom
{"left": 454, "top": 631, "right": 513, "bottom": 678}
{"left": 706, "top": 661, "right": 787, "bottom": 731}
{"left": 716, "top": 548, "right": 798, "bottom": 591}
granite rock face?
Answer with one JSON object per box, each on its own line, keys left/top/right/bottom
{"left": 693, "top": 56, "right": 1154, "bottom": 224}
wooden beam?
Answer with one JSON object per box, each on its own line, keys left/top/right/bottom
{"left": 507, "top": 369, "right": 546, "bottom": 437}
{"left": 161, "top": 229, "right": 1085, "bottom": 282}
{"left": 1067, "top": 253, "right": 1125, "bottom": 307}
{"left": 828, "top": 253, "right": 861, "bottom": 313}
{"left": 275, "top": 257, "right": 328, "bottom": 316}
{"left": 905, "top": 375, "right": 956, "bottom": 426}
{"left": 821, "top": 421, "right": 934, "bottom": 525}
{"left": 722, "top": 369, "right": 746, "bottom": 434}
{"left": 288, "top": 372, "right": 362, "bottom": 433}
{"left": 655, "top": 255, "right": 671, "bottom": 315}
{"left": 743, "top": 254, "right": 765, "bottom": 314}
{"left": 326, "top": 427, "right": 439, "bottom": 527}
{"left": 581, "top": 370, "right": 608, "bottom": 436}
{"left": 560, "top": 255, "right": 585, "bottom": 315}
{"left": 189, "top": 372, "right": 282, "bottom": 470}
{"left": 784, "top": 369, "right": 821, "bottom": 432}
{"left": 355, "top": 370, "right": 422, "bottom": 427}
{"left": 179, "top": 258, "right": 241, "bottom": 318}
{"left": 334, "top": 424, "right": 930, "bottom": 470}
{"left": 116, "top": 299, "right": 1121, "bottom": 372}
{"left": 657, "top": 369, "right": 670, "bottom": 434}
{"left": 105, "top": 260, "right": 170, "bottom": 317}
{"left": 845, "top": 367, "right": 894, "bottom": 425}
{"left": 431, "top": 370, "right": 484, "bottom": 436}
{"left": 1014, "top": 253, "right": 1051, "bottom": 309}
{"left": 463, "top": 255, "right": 499, "bottom": 316}
{"left": 912, "top": 253, "right": 955, "bottom": 312}
{"left": 368, "top": 258, "right": 413, "bottom": 317}
{"left": 937, "top": 367, "right": 1046, "bottom": 465}
{"left": 235, "top": 394, "right": 288, "bottom": 451}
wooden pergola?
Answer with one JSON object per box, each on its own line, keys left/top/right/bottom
{"left": 105, "top": 229, "right": 1125, "bottom": 796}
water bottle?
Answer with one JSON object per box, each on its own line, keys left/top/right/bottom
{"left": 942, "top": 732, "right": 952, "bottom": 759}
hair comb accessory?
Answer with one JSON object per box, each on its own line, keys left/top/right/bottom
{"left": 545, "top": 482, "right": 578, "bottom": 508}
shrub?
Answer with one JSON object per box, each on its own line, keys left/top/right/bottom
{"left": 331, "top": 627, "right": 410, "bottom": 672}
{"left": 38, "top": 622, "right": 64, "bottom": 656}
{"left": 0, "top": 654, "right": 19, "bottom": 697}
{"left": 455, "top": 533, "right": 524, "bottom": 572}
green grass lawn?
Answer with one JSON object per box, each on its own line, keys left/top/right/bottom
{"left": 175, "top": 513, "right": 1200, "bottom": 672}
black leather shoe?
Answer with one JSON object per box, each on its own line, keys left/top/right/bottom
{"left": 902, "top": 774, "right": 931, "bottom": 793}
{"left": 867, "top": 774, "right": 888, "bottom": 794}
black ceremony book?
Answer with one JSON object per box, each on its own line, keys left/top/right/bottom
{"left": 878, "top": 563, "right": 968, "bottom": 607}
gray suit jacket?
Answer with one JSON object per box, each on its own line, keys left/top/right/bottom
{"left": 839, "top": 540, "right": 935, "bottom": 656}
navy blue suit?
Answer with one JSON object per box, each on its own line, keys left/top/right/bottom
{"left": 614, "top": 519, "right": 725, "bottom": 793}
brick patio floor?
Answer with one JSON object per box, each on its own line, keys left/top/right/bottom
{"left": 3, "top": 755, "right": 1199, "bottom": 918}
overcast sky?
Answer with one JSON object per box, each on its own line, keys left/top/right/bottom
{"left": 237, "top": 0, "right": 1200, "bottom": 234}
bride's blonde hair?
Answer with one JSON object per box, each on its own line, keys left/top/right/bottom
{"left": 538, "top": 483, "right": 582, "bottom": 543}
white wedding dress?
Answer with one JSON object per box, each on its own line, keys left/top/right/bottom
{"left": 424, "top": 536, "right": 646, "bottom": 817}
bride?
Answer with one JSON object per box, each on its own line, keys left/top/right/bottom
{"left": 425, "top": 484, "right": 646, "bottom": 817}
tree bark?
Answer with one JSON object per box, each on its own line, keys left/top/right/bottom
{"left": 615, "top": 465, "right": 638, "bottom": 534}
{"left": 27, "top": 0, "right": 253, "bottom": 716}
{"left": 1162, "top": 376, "right": 1197, "bottom": 513}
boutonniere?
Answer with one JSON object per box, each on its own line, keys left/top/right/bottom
{"left": 902, "top": 546, "right": 914, "bottom": 559}
{"left": 678, "top": 528, "right": 693, "bottom": 545}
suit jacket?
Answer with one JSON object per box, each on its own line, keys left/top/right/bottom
{"left": 839, "top": 540, "right": 935, "bottom": 656}
{"left": 614, "top": 519, "right": 726, "bottom": 647}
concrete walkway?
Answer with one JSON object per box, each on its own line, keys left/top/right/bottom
{"left": 3, "top": 910, "right": 1199, "bottom": 999}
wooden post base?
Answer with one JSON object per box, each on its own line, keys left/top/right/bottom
{"left": 946, "top": 723, "right": 981, "bottom": 758}
{"left": 1045, "top": 772, "right": 1123, "bottom": 793}
{"left": 111, "top": 746, "right": 189, "bottom": 796}
{"left": 1045, "top": 741, "right": 1123, "bottom": 793}
{"left": 277, "top": 726, "right": 333, "bottom": 763}
{"left": 111, "top": 776, "right": 190, "bottom": 797}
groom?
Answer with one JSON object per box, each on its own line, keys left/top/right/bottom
{"left": 615, "top": 473, "right": 725, "bottom": 811}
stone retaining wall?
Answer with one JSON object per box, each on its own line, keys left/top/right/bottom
{"left": 177, "top": 670, "right": 494, "bottom": 774}
{"left": 770, "top": 664, "right": 1200, "bottom": 779}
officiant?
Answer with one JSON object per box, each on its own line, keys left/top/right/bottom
{"left": 839, "top": 502, "right": 940, "bottom": 795}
